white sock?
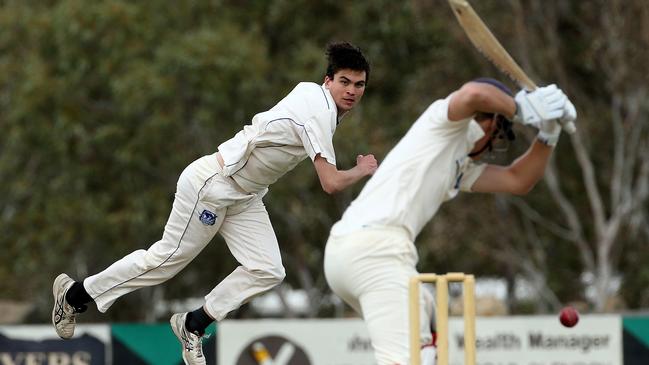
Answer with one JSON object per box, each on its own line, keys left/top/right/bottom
{"left": 420, "top": 345, "right": 436, "bottom": 365}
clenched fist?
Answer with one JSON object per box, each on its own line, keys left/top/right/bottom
{"left": 356, "top": 154, "right": 378, "bottom": 176}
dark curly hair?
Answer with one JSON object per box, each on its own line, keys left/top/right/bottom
{"left": 325, "top": 42, "right": 370, "bottom": 84}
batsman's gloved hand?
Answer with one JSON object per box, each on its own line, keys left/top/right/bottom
{"left": 536, "top": 120, "right": 562, "bottom": 146}
{"left": 513, "top": 84, "right": 567, "bottom": 126}
{"left": 536, "top": 94, "right": 578, "bottom": 146}
{"left": 558, "top": 98, "right": 578, "bottom": 134}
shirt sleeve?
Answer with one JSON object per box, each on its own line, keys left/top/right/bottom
{"left": 458, "top": 161, "right": 487, "bottom": 192}
{"left": 425, "top": 95, "right": 474, "bottom": 130}
{"left": 300, "top": 110, "right": 337, "bottom": 165}
{"left": 432, "top": 97, "right": 451, "bottom": 123}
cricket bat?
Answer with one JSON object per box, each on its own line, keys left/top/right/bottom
{"left": 448, "top": 0, "right": 576, "bottom": 134}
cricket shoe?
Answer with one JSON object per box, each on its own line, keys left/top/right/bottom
{"left": 52, "top": 273, "right": 86, "bottom": 339}
{"left": 171, "top": 312, "right": 207, "bottom": 365}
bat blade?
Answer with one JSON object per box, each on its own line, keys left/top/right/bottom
{"left": 448, "top": 0, "right": 576, "bottom": 134}
{"left": 448, "top": 0, "right": 536, "bottom": 91}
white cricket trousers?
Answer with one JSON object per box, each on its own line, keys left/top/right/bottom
{"left": 324, "top": 227, "right": 435, "bottom": 365}
{"left": 83, "top": 153, "right": 285, "bottom": 320}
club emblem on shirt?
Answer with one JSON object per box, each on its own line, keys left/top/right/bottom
{"left": 199, "top": 210, "right": 217, "bottom": 226}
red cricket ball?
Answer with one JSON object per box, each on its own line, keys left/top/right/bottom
{"left": 559, "top": 306, "right": 580, "bottom": 327}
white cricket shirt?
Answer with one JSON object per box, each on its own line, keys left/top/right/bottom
{"left": 330, "top": 95, "right": 487, "bottom": 242}
{"left": 218, "top": 82, "right": 339, "bottom": 193}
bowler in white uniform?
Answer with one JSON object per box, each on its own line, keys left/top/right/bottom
{"left": 52, "top": 42, "right": 377, "bottom": 365}
{"left": 324, "top": 78, "right": 577, "bottom": 365}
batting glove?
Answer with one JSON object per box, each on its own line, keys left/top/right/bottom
{"left": 536, "top": 94, "right": 577, "bottom": 147}
{"left": 513, "top": 84, "right": 567, "bottom": 126}
{"left": 536, "top": 120, "right": 562, "bottom": 147}
{"left": 558, "top": 98, "right": 578, "bottom": 134}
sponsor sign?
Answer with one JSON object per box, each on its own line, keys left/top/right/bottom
{"left": 218, "top": 319, "right": 375, "bottom": 365}
{"left": 0, "top": 325, "right": 110, "bottom": 365}
{"left": 220, "top": 316, "right": 622, "bottom": 365}
{"left": 449, "top": 315, "right": 622, "bottom": 365}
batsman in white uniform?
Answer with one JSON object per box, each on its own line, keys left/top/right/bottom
{"left": 324, "top": 78, "right": 577, "bottom": 365}
{"left": 51, "top": 42, "right": 378, "bottom": 365}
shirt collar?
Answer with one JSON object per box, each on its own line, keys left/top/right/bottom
{"left": 321, "top": 84, "right": 343, "bottom": 124}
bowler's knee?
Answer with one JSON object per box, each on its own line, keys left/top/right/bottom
{"left": 250, "top": 265, "right": 286, "bottom": 287}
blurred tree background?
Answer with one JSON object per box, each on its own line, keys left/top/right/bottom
{"left": 1, "top": 0, "right": 648, "bottom": 323}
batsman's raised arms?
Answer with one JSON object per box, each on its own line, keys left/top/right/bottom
{"left": 448, "top": 0, "right": 577, "bottom": 134}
